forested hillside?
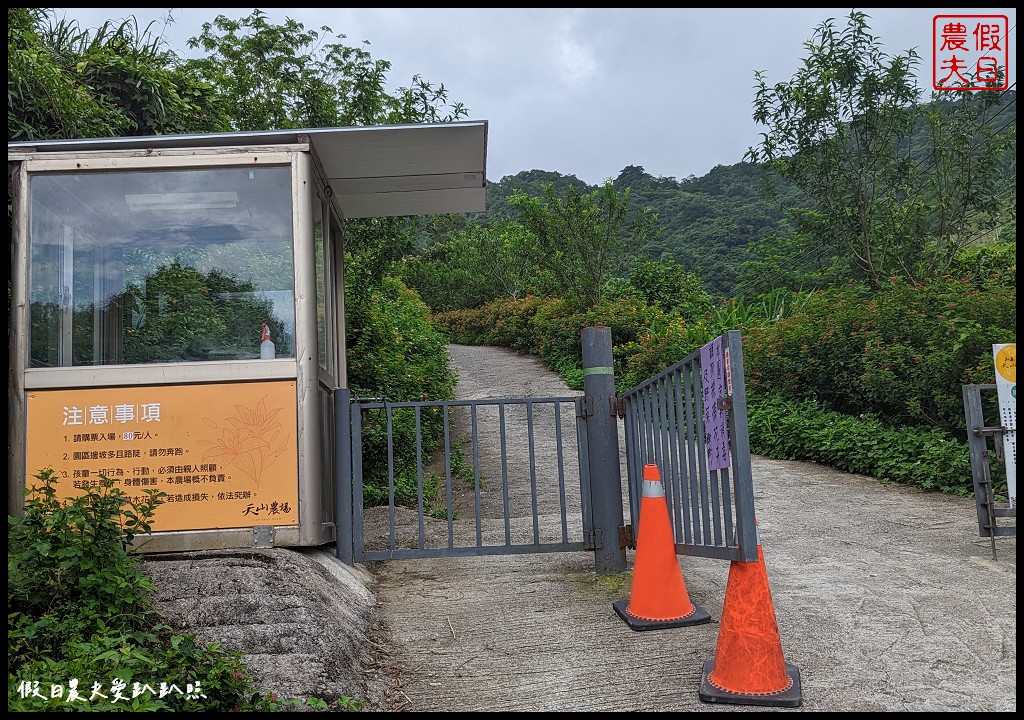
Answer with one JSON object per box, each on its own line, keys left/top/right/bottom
{"left": 467, "top": 90, "right": 1015, "bottom": 299}
{"left": 473, "top": 162, "right": 804, "bottom": 297}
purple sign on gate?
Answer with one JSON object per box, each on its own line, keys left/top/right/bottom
{"left": 700, "top": 335, "right": 730, "bottom": 471}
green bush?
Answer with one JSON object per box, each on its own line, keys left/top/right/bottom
{"left": 949, "top": 240, "right": 1016, "bottom": 288}
{"left": 434, "top": 295, "right": 553, "bottom": 352}
{"left": 432, "top": 277, "right": 1011, "bottom": 500}
{"left": 436, "top": 294, "right": 667, "bottom": 391}
{"left": 742, "top": 276, "right": 1015, "bottom": 438}
{"left": 624, "top": 257, "right": 713, "bottom": 321}
{"left": 532, "top": 295, "right": 665, "bottom": 378}
{"left": 618, "top": 316, "right": 717, "bottom": 391}
{"left": 346, "top": 276, "right": 458, "bottom": 506}
{"left": 8, "top": 470, "right": 338, "bottom": 712}
{"left": 746, "top": 396, "right": 983, "bottom": 496}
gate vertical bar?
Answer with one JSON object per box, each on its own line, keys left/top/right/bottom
{"left": 575, "top": 401, "right": 596, "bottom": 547}
{"left": 471, "top": 405, "right": 483, "bottom": 547}
{"left": 623, "top": 390, "right": 641, "bottom": 532}
{"left": 554, "top": 402, "right": 570, "bottom": 543}
{"left": 655, "top": 376, "right": 676, "bottom": 529}
{"left": 415, "top": 406, "right": 425, "bottom": 550}
{"left": 334, "top": 388, "right": 353, "bottom": 564}
{"left": 499, "top": 402, "right": 512, "bottom": 545}
{"left": 664, "top": 372, "right": 684, "bottom": 540}
{"left": 444, "top": 405, "right": 455, "bottom": 549}
{"left": 682, "top": 361, "right": 703, "bottom": 544}
{"left": 527, "top": 401, "right": 540, "bottom": 543}
{"left": 670, "top": 369, "right": 693, "bottom": 544}
{"left": 581, "top": 327, "right": 627, "bottom": 574}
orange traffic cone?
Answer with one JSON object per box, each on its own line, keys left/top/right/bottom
{"left": 699, "top": 520, "right": 802, "bottom": 707}
{"left": 613, "top": 463, "right": 711, "bottom": 630}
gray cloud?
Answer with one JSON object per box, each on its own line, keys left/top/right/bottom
{"left": 55, "top": 7, "right": 1018, "bottom": 185}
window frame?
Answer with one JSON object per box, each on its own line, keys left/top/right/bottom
{"left": 16, "top": 147, "right": 306, "bottom": 390}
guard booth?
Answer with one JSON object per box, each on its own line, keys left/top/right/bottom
{"left": 7, "top": 122, "right": 489, "bottom": 552}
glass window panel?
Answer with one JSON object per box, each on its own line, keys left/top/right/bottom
{"left": 28, "top": 166, "right": 295, "bottom": 366}
{"left": 330, "top": 211, "right": 347, "bottom": 386}
{"left": 313, "top": 192, "right": 329, "bottom": 371}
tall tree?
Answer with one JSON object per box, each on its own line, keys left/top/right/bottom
{"left": 183, "top": 9, "right": 466, "bottom": 130}
{"left": 398, "top": 219, "right": 539, "bottom": 311}
{"left": 510, "top": 182, "right": 658, "bottom": 306}
{"left": 8, "top": 7, "right": 226, "bottom": 142}
{"left": 745, "top": 10, "right": 1015, "bottom": 289}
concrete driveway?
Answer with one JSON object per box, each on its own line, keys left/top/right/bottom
{"left": 145, "top": 344, "right": 1016, "bottom": 712}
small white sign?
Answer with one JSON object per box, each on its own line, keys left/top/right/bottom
{"left": 993, "top": 343, "right": 1016, "bottom": 509}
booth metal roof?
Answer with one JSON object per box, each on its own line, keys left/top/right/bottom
{"left": 7, "top": 120, "right": 489, "bottom": 219}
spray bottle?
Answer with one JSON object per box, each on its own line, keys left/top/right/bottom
{"left": 260, "top": 322, "right": 276, "bottom": 359}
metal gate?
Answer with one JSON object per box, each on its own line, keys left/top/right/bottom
{"left": 962, "top": 383, "right": 1016, "bottom": 559}
{"left": 620, "top": 330, "right": 759, "bottom": 563}
{"left": 335, "top": 394, "right": 594, "bottom": 562}
{"left": 334, "top": 328, "right": 760, "bottom": 569}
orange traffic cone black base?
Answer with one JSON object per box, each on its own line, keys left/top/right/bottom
{"left": 699, "top": 659, "right": 802, "bottom": 707}
{"left": 613, "top": 463, "right": 711, "bottom": 631}
{"left": 612, "top": 597, "right": 711, "bottom": 631}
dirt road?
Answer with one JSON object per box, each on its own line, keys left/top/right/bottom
{"left": 362, "top": 344, "right": 1016, "bottom": 712}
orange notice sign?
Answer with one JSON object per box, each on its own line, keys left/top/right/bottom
{"left": 25, "top": 381, "right": 299, "bottom": 532}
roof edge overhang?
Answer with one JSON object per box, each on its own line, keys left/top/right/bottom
{"left": 7, "top": 120, "right": 489, "bottom": 218}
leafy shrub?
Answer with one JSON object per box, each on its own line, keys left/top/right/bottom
{"left": 623, "top": 257, "right": 713, "bottom": 320}
{"left": 949, "top": 240, "right": 1016, "bottom": 288}
{"left": 346, "top": 276, "right": 458, "bottom": 506}
{"left": 396, "top": 235, "right": 497, "bottom": 312}
{"left": 616, "top": 292, "right": 814, "bottom": 391}
{"left": 746, "top": 396, "right": 983, "bottom": 496}
{"left": 533, "top": 295, "right": 665, "bottom": 375}
{"left": 436, "top": 294, "right": 668, "bottom": 391}
{"left": 433, "top": 276, "right": 1011, "bottom": 500}
{"left": 742, "top": 276, "right": 1015, "bottom": 439}
{"left": 8, "top": 470, "right": 336, "bottom": 712}
{"left": 436, "top": 295, "right": 552, "bottom": 352}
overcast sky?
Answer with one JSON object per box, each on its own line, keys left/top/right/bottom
{"left": 55, "top": 8, "right": 1017, "bottom": 186}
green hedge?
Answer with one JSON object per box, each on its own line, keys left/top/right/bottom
{"left": 432, "top": 276, "right": 1013, "bottom": 500}
{"left": 746, "top": 396, "right": 988, "bottom": 497}
{"left": 346, "top": 276, "right": 457, "bottom": 506}
{"left": 742, "top": 277, "right": 1015, "bottom": 440}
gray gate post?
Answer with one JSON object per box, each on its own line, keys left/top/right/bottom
{"left": 335, "top": 387, "right": 354, "bottom": 564}
{"left": 581, "top": 326, "right": 627, "bottom": 574}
